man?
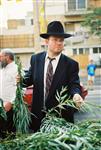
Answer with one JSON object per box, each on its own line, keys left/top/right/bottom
{"left": 87, "top": 59, "right": 96, "bottom": 90}
{"left": 23, "top": 21, "right": 84, "bottom": 132}
{"left": 0, "top": 49, "right": 18, "bottom": 137}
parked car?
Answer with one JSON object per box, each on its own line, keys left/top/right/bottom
{"left": 24, "top": 86, "right": 33, "bottom": 111}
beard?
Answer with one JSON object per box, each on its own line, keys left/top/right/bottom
{"left": 0, "top": 62, "right": 1, "bottom": 69}
{"left": 1, "top": 60, "right": 8, "bottom": 68}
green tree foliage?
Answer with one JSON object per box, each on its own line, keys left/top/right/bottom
{"left": 82, "top": 8, "right": 101, "bottom": 38}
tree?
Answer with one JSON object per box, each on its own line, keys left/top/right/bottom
{"left": 82, "top": 8, "right": 101, "bottom": 39}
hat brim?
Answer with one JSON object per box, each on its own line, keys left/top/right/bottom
{"left": 40, "top": 33, "right": 72, "bottom": 39}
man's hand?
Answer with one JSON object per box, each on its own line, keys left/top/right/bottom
{"left": 4, "top": 101, "right": 12, "bottom": 112}
{"left": 73, "top": 94, "right": 84, "bottom": 108}
{"left": 16, "top": 74, "right": 21, "bottom": 84}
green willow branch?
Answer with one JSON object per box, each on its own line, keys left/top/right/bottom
{"left": 0, "top": 98, "right": 7, "bottom": 120}
{"left": 46, "top": 86, "right": 101, "bottom": 117}
{"left": 13, "top": 57, "right": 31, "bottom": 134}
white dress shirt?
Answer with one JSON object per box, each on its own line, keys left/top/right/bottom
{"left": 44, "top": 53, "right": 61, "bottom": 100}
{"left": 0, "top": 62, "right": 18, "bottom": 103}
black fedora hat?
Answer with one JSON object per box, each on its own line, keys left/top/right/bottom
{"left": 40, "top": 21, "right": 72, "bottom": 39}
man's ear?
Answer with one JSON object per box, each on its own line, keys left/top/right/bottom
{"left": 45, "top": 39, "right": 48, "bottom": 45}
{"left": 6, "top": 55, "right": 9, "bottom": 61}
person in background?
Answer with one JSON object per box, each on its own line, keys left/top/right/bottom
{"left": 17, "top": 21, "right": 84, "bottom": 132}
{"left": 87, "top": 59, "right": 96, "bottom": 90}
{"left": 0, "top": 49, "right": 18, "bottom": 138}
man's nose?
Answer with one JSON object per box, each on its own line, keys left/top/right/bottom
{"left": 56, "top": 41, "right": 63, "bottom": 44}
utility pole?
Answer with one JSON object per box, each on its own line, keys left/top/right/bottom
{"left": 33, "top": 0, "right": 41, "bottom": 53}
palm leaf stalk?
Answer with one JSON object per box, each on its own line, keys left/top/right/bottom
{"left": 13, "top": 57, "right": 31, "bottom": 134}
{"left": 0, "top": 98, "right": 7, "bottom": 120}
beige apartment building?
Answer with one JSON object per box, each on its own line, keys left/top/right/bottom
{"left": 0, "top": 0, "right": 101, "bottom": 69}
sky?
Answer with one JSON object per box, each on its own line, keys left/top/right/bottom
{"left": 0, "top": 0, "right": 33, "bottom": 28}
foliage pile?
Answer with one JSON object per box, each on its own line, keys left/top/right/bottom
{"left": 0, "top": 84, "right": 101, "bottom": 150}
{"left": 0, "top": 117, "right": 101, "bottom": 150}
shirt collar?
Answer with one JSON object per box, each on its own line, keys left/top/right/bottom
{"left": 4, "top": 61, "right": 15, "bottom": 69}
{"left": 45, "top": 52, "right": 61, "bottom": 62}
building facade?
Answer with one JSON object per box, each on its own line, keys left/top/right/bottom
{"left": 0, "top": 0, "right": 101, "bottom": 69}
{"left": 0, "top": 17, "right": 34, "bottom": 68}
{"left": 45, "top": 0, "right": 101, "bottom": 68}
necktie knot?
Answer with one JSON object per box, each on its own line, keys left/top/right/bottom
{"left": 48, "top": 57, "right": 55, "bottom": 62}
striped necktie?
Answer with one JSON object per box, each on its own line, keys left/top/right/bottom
{"left": 45, "top": 57, "right": 55, "bottom": 100}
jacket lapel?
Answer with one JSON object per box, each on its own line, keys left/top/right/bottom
{"left": 38, "top": 52, "right": 46, "bottom": 100}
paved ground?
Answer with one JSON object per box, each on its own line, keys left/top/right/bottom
{"left": 74, "top": 76, "right": 101, "bottom": 122}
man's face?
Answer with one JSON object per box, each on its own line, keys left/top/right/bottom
{"left": 0, "top": 53, "right": 8, "bottom": 68}
{"left": 90, "top": 60, "right": 94, "bottom": 64}
{"left": 46, "top": 36, "right": 64, "bottom": 55}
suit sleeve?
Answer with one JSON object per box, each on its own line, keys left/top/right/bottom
{"left": 68, "top": 61, "right": 82, "bottom": 97}
{"left": 23, "top": 55, "right": 34, "bottom": 87}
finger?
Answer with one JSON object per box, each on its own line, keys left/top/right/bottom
{"left": 75, "top": 100, "right": 84, "bottom": 108}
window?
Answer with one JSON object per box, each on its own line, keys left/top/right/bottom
{"left": 73, "top": 49, "right": 77, "bottom": 55}
{"left": 65, "top": 23, "right": 75, "bottom": 32}
{"left": 93, "top": 48, "right": 98, "bottom": 54}
{"left": 99, "top": 48, "right": 101, "bottom": 53}
{"left": 68, "top": 0, "right": 76, "bottom": 11}
{"left": 79, "top": 48, "right": 83, "bottom": 54}
{"left": 78, "top": 0, "right": 86, "bottom": 9}
{"left": 31, "top": 19, "right": 33, "bottom": 25}
{"left": 68, "top": 0, "right": 86, "bottom": 11}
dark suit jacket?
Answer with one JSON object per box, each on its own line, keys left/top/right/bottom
{"left": 23, "top": 52, "right": 81, "bottom": 121}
